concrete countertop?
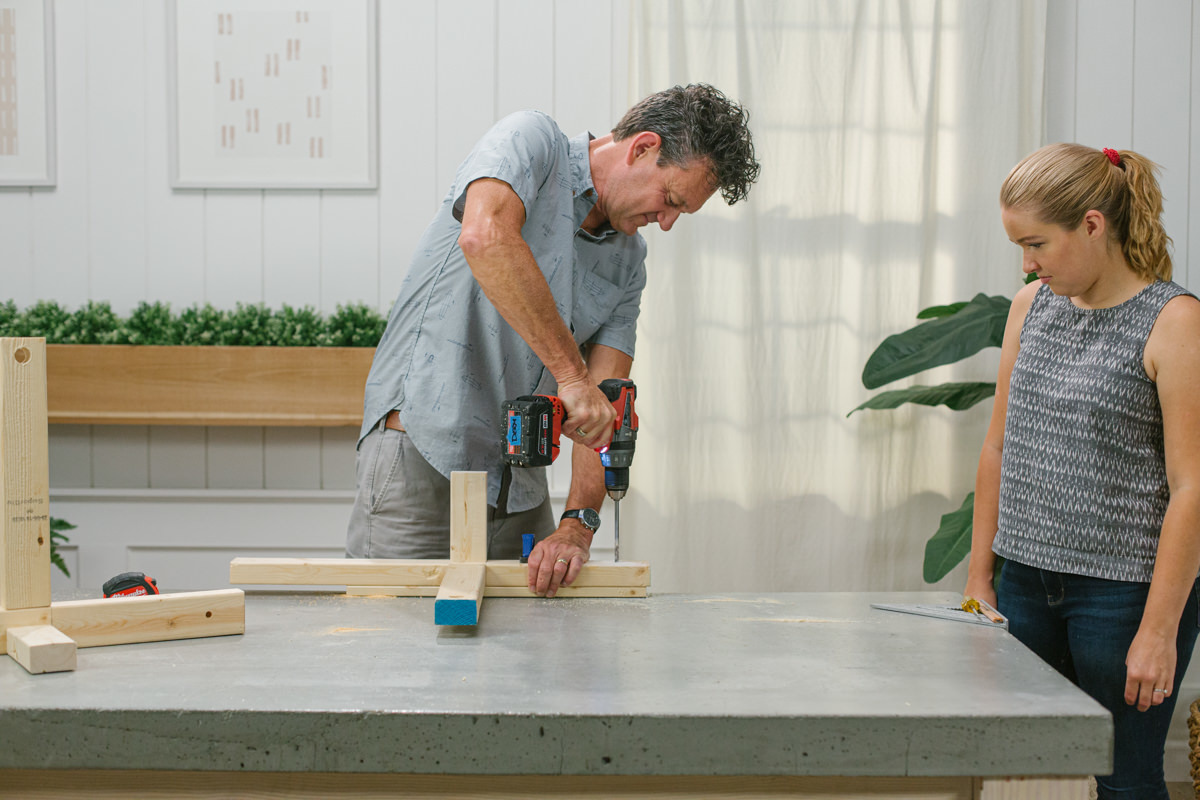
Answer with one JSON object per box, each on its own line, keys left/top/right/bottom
{"left": 0, "top": 591, "right": 1111, "bottom": 777}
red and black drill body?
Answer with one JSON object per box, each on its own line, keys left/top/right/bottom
{"left": 501, "top": 378, "right": 638, "bottom": 496}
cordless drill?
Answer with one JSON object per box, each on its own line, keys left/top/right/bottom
{"left": 501, "top": 379, "right": 638, "bottom": 560}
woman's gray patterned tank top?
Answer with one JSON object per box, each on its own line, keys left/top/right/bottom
{"left": 993, "top": 280, "right": 1195, "bottom": 582}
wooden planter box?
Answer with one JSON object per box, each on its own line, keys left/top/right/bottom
{"left": 46, "top": 345, "right": 375, "bottom": 427}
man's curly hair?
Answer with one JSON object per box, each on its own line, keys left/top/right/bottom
{"left": 612, "top": 84, "right": 760, "bottom": 205}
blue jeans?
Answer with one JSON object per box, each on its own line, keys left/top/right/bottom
{"left": 998, "top": 560, "right": 1200, "bottom": 799}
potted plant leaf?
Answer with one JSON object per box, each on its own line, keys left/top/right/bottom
{"left": 849, "top": 292, "right": 1013, "bottom": 583}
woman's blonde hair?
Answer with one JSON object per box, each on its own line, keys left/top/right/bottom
{"left": 999, "top": 143, "right": 1173, "bottom": 281}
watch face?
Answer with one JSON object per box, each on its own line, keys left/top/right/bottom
{"left": 564, "top": 508, "right": 601, "bottom": 531}
{"left": 580, "top": 508, "right": 601, "bottom": 530}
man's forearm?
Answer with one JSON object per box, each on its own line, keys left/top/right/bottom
{"left": 465, "top": 239, "right": 590, "bottom": 387}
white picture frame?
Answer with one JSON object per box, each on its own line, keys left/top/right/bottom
{"left": 0, "top": 0, "right": 56, "bottom": 187}
{"left": 167, "top": 0, "right": 377, "bottom": 189}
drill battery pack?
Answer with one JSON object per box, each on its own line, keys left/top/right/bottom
{"left": 501, "top": 395, "right": 563, "bottom": 467}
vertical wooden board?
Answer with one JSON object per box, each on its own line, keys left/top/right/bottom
{"left": 1042, "top": 0, "right": 1077, "bottom": 144}
{"left": 377, "top": 0, "right": 437, "bottom": 306}
{"left": 1131, "top": 0, "right": 1191, "bottom": 273}
{"left": 435, "top": 0, "right": 496, "bottom": 195}
{"left": 263, "top": 193, "right": 321, "bottom": 309}
{"left": 319, "top": 194, "right": 380, "bottom": 311}
{"left": 86, "top": 0, "right": 149, "bottom": 312}
{"left": 1073, "top": 0, "right": 1134, "bottom": 147}
{"left": 143, "top": 0, "right": 205, "bottom": 308}
{"left": 0, "top": 339, "right": 52, "bottom": 611}
{"left": 6, "top": 624, "right": 77, "bottom": 674}
{"left": 31, "top": 0, "right": 88, "bottom": 308}
{"left": 449, "top": 471, "right": 487, "bottom": 562}
{"left": 496, "top": 0, "right": 554, "bottom": 118}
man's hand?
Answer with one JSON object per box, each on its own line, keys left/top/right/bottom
{"left": 558, "top": 377, "right": 616, "bottom": 450}
{"left": 527, "top": 521, "right": 592, "bottom": 598}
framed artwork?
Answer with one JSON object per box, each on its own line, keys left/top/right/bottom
{"left": 167, "top": 0, "right": 377, "bottom": 189}
{"left": 0, "top": 0, "right": 56, "bottom": 187}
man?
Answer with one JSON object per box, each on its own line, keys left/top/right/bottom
{"left": 347, "top": 83, "right": 759, "bottom": 597}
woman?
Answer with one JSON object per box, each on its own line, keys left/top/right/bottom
{"left": 965, "top": 143, "right": 1200, "bottom": 798}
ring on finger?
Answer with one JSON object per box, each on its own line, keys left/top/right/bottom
{"left": 1153, "top": 688, "right": 1167, "bottom": 694}
{"left": 556, "top": 558, "right": 569, "bottom": 565}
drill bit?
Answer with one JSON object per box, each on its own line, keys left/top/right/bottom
{"left": 613, "top": 500, "right": 620, "bottom": 562}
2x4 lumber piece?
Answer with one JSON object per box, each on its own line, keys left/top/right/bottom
{"left": 6, "top": 624, "right": 76, "bottom": 674}
{"left": 50, "top": 589, "right": 245, "bottom": 648}
{"left": 0, "top": 606, "right": 52, "bottom": 652}
{"left": 231, "top": 558, "right": 650, "bottom": 588}
{"left": 434, "top": 563, "right": 486, "bottom": 625}
{"left": 0, "top": 338, "right": 52, "bottom": 612}
{"left": 348, "top": 585, "right": 647, "bottom": 598}
{"left": 450, "top": 471, "right": 487, "bottom": 563}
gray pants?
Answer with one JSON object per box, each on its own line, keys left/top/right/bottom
{"left": 345, "top": 426, "right": 554, "bottom": 559}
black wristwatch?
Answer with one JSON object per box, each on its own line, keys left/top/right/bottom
{"left": 560, "top": 508, "right": 601, "bottom": 533}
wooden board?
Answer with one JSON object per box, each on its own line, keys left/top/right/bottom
{"left": 0, "top": 338, "right": 52, "bottom": 611}
{"left": 347, "top": 585, "right": 648, "bottom": 598}
{"left": 49, "top": 590, "right": 246, "bottom": 648}
{"left": 450, "top": 471, "right": 487, "bottom": 563}
{"left": 0, "top": 606, "right": 52, "bottom": 651}
{"left": 231, "top": 557, "right": 650, "bottom": 589}
{"left": 45, "top": 344, "right": 374, "bottom": 426}
{"left": 6, "top": 624, "right": 76, "bottom": 674}
{"left": 434, "top": 563, "right": 486, "bottom": 625}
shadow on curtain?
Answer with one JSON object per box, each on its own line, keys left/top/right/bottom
{"left": 622, "top": 1, "right": 1046, "bottom": 593}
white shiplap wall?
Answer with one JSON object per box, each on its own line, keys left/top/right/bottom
{"left": 0, "top": 0, "right": 628, "bottom": 591}
{"left": 1042, "top": 0, "right": 1199, "bottom": 783}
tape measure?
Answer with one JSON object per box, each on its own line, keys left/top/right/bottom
{"left": 102, "top": 571, "right": 160, "bottom": 598}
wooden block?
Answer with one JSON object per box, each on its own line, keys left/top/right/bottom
{"left": 449, "top": 471, "right": 487, "bottom": 563}
{"left": 347, "top": 585, "right": 647, "bottom": 598}
{"left": 977, "top": 776, "right": 1090, "bottom": 800}
{"left": 482, "top": 585, "right": 647, "bottom": 598}
{"left": 231, "top": 557, "right": 650, "bottom": 589}
{"left": 0, "top": 605, "right": 52, "bottom": 652}
{"left": 434, "top": 563, "right": 486, "bottom": 626}
{"left": 51, "top": 589, "right": 245, "bottom": 648}
{"left": 6, "top": 624, "right": 77, "bottom": 674}
{"left": 485, "top": 561, "right": 650, "bottom": 588}
{"left": 0, "top": 338, "right": 52, "bottom": 612}
{"left": 231, "top": 557, "right": 448, "bottom": 587}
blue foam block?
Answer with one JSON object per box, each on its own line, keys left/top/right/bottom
{"left": 435, "top": 597, "right": 479, "bottom": 626}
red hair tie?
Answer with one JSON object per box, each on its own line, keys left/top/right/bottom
{"left": 1103, "top": 147, "right": 1121, "bottom": 166}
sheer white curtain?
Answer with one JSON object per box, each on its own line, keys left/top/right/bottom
{"left": 622, "top": 1, "right": 1046, "bottom": 592}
